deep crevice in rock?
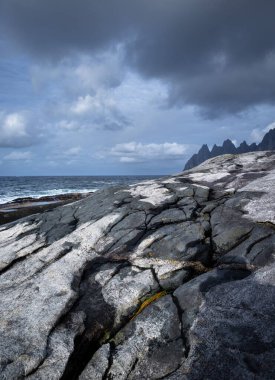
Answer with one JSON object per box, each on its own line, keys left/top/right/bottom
{"left": 102, "top": 341, "right": 116, "bottom": 380}
{"left": 171, "top": 294, "right": 190, "bottom": 359}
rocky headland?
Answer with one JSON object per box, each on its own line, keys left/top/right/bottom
{"left": 0, "top": 151, "right": 275, "bottom": 379}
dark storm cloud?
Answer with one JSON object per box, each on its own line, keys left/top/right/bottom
{"left": 2, "top": 0, "right": 275, "bottom": 115}
{"left": 0, "top": 0, "right": 140, "bottom": 56}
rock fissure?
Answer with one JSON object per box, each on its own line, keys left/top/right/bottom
{"left": 102, "top": 342, "right": 115, "bottom": 380}
{"left": 171, "top": 294, "right": 190, "bottom": 359}
{"left": 0, "top": 242, "right": 48, "bottom": 278}
{"left": 25, "top": 266, "right": 86, "bottom": 378}
{"left": 125, "top": 357, "right": 139, "bottom": 380}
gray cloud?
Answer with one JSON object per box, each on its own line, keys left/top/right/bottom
{"left": 98, "top": 141, "right": 192, "bottom": 163}
{"left": 102, "top": 121, "right": 128, "bottom": 131}
{"left": 1, "top": 0, "right": 275, "bottom": 115}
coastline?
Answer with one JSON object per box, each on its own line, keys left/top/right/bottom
{"left": 0, "top": 192, "right": 92, "bottom": 225}
{"left": 0, "top": 175, "right": 162, "bottom": 225}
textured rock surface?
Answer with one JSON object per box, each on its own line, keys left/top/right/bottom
{"left": 0, "top": 151, "right": 275, "bottom": 379}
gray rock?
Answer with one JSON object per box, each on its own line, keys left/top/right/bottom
{"left": 105, "top": 295, "right": 184, "bottom": 380}
{"left": 159, "top": 268, "right": 190, "bottom": 291}
{"left": 79, "top": 344, "right": 110, "bottom": 380}
{"left": 0, "top": 151, "right": 275, "bottom": 379}
{"left": 173, "top": 265, "right": 275, "bottom": 379}
{"left": 174, "top": 268, "right": 250, "bottom": 332}
{"left": 219, "top": 225, "right": 275, "bottom": 265}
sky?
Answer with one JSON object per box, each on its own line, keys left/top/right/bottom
{"left": 0, "top": 0, "right": 275, "bottom": 175}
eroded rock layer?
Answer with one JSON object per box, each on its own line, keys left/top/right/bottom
{"left": 1, "top": 151, "right": 275, "bottom": 379}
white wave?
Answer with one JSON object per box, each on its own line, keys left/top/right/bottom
{"left": 0, "top": 188, "right": 98, "bottom": 205}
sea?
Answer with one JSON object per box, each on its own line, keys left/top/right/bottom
{"left": 0, "top": 176, "right": 163, "bottom": 205}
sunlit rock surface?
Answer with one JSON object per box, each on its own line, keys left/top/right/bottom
{"left": 1, "top": 151, "right": 275, "bottom": 379}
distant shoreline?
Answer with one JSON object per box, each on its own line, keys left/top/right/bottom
{"left": 0, "top": 175, "right": 162, "bottom": 206}
{"left": 0, "top": 192, "right": 92, "bottom": 225}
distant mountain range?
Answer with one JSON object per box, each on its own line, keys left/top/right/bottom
{"left": 184, "top": 128, "right": 275, "bottom": 170}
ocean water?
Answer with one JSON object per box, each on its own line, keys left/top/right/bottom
{"left": 0, "top": 176, "right": 163, "bottom": 205}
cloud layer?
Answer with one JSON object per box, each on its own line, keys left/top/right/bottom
{"left": 107, "top": 142, "right": 190, "bottom": 163}
{"left": 2, "top": 0, "right": 275, "bottom": 115}
{"left": 3, "top": 150, "right": 32, "bottom": 161}
{"left": 1, "top": 1, "right": 275, "bottom": 175}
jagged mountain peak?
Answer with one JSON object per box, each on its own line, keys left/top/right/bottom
{"left": 184, "top": 128, "right": 275, "bottom": 170}
{"left": 198, "top": 144, "right": 210, "bottom": 153}
{"left": 222, "top": 139, "right": 236, "bottom": 148}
